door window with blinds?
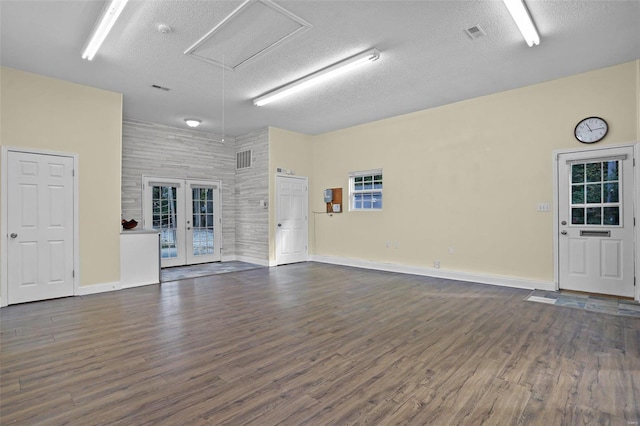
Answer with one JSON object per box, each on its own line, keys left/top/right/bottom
{"left": 570, "top": 159, "right": 621, "bottom": 226}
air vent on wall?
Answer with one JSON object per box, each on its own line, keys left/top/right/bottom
{"left": 236, "top": 150, "right": 252, "bottom": 169}
{"left": 465, "top": 25, "right": 486, "bottom": 40}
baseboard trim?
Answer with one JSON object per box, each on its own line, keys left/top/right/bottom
{"left": 235, "top": 255, "right": 271, "bottom": 267}
{"left": 76, "top": 281, "right": 121, "bottom": 296}
{"left": 310, "top": 255, "right": 555, "bottom": 291}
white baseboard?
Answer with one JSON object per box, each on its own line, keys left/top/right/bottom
{"left": 310, "top": 255, "right": 556, "bottom": 292}
{"left": 76, "top": 281, "right": 121, "bottom": 296}
{"left": 235, "top": 255, "right": 271, "bottom": 267}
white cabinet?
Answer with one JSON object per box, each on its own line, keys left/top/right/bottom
{"left": 120, "top": 230, "right": 160, "bottom": 288}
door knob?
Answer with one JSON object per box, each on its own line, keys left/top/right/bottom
{"left": 10, "top": 233, "right": 17, "bottom": 238}
{"left": 277, "top": 223, "right": 282, "bottom": 227}
{"left": 561, "top": 231, "right": 567, "bottom": 235}
{"left": 187, "top": 227, "right": 191, "bottom": 230}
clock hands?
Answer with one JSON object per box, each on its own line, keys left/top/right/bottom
{"left": 586, "top": 123, "right": 593, "bottom": 132}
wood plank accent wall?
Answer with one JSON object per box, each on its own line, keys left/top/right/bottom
{"left": 234, "top": 128, "right": 269, "bottom": 262}
{"left": 121, "top": 119, "right": 237, "bottom": 258}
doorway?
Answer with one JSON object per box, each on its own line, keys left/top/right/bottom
{"left": 275, "top": 175, "right": 308, "bottom": 265}
{"left": 2, "top": 149, "right": 77, "bottom": 305}
{"left": 143, "top": 177, "right": 221, "bottom": 268}
{"left": 556, "top": 145, "right": 635, "bottom": 298}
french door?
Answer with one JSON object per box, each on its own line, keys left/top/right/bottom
{"left": 557, "top": 146, "right": 635, "bottom": 297}
{"left": 143, "top": 177, "right": 221, "bottom": 267}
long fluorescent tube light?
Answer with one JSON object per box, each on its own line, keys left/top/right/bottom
{"left": 82, "top": 0, "right": 129, "bottom": 60}
{"left": 503, "top": 0, "right": 540, "bottom": 47}
{"left": 253, "top": 49, "right": 380, "bottom": 107}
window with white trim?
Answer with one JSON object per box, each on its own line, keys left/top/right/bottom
{"left": 349, "top": 169, "right": 383, "bottom": 211}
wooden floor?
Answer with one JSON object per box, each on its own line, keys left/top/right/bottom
{"left": 1, "top": 262, "right": 639, "bottom": 425}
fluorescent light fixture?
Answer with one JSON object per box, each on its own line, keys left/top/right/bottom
{"left": 503, "top": 0, "right": 540, "bottom": 47}
{"left": 253, "top": 48, "right": 380, "bottom": 107}
{"left": 184, "top": 119, "right": 201, "bottom": 128}
{"left": 81, "top": 0, "right": 129, "bottom": 60}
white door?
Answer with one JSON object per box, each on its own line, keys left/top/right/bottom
{"left": 143, "top": 178, "right": 221, "bottom": 267}
{"left": 558, "top": 146, "right": 635, "bottom": 297}
{"left": 186, "top": 181, "right": 221, "bottom": 265}
{"left": 7, "top": 151, "right": 75, "bottom": 304}
{"left": 275, "top": 175, "right": 308, "bottom": 265}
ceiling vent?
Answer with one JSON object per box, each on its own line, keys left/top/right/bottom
{"left": 465, "top": 25, "right": 486, "bottom": 40}
{"left": 236, "top": 150, "right": 252, "bottom": 169}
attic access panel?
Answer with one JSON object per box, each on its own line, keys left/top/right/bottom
{"left": 184, "top": 0, "right": 312, "bottom": 71}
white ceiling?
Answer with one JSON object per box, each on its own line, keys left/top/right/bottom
{"left": 1, "top": 0, "right": 639, "bottom": 137}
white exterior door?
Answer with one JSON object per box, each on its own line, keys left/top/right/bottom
{"left": 186, "top": 181, "right": 221, "bottom": 265}
{"left": 558, "top": 146, "right": 635, "bottom": 297}
{"left": 276, "top": 175, "right": 308, "bottom": 265}
{"left": 143, "top": 177, "right": 221, "bottom": 268}
{"left": 7, "top": 151, "right": 75, "bottom": 304}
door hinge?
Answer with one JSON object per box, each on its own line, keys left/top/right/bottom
{"left": 72, "top": 270, "right": 75, "bottom": 278}
{"left": 72, "top": 169, "right": 75, "bottom": 177}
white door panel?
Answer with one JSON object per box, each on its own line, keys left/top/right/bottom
{"left": 7, "top": 151, "right": 74, "bottom": 304}
{"left": 276, "top": 176, "right": 308, "bottom": 265}
{"left": 558, "top": 147, "right": 634, "bottom": 297}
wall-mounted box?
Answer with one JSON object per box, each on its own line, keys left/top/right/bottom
{"left": 326, "top": 187, "right": 343, "bottom": 213}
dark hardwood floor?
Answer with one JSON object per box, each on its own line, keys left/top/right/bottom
{"left": 1, "top": 262, "right": 639, "bottom": 425}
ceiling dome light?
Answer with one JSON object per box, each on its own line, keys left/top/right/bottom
{"left": 184, "top": 119, "right": 201, "bottom": 128}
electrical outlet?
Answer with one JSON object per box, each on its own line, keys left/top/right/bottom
{"left": 385, "top": 241, "right": 391, "bottom": 248}
{"left": 434, "top": 260, "right": 441, "bottom": 269}
{"left": 448, "top": 247, "right": 454, "bottom": 254}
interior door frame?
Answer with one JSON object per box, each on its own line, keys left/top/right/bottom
{"left": 553, "top": 142, "right": 639, "bottom": 302}
{"left": 1, "top": 146, "right": 80, "bottom": 307}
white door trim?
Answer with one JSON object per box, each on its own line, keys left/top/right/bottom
{"left": 1, "top": 146, "right": 80, "bottom": 307}
{"left": 553, "top": 142, "right": 639, "bottom": 302}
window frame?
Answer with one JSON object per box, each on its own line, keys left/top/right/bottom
{"left": 349, "top": 169, "right": 383, "bottom": 211}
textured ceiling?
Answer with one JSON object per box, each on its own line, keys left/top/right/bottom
{"left": 1, "top": 0, "right": 639, "bottom": 137}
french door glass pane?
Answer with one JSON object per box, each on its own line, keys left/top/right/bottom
{"left": 192, "top": 187, "right": 214, "bottom": 256}
{"left": 152, "top": 186, "right": 178, "bottom": 258}
{"left": 570, "top": 161, "right": 621, "bottom": 226}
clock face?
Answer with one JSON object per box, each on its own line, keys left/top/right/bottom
{"left": 575, "top": 117, "right": 608, "bottom": 144}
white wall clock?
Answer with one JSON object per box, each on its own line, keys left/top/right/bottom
{"left": 574, "top": 117, "right": 608, "bottom": 144}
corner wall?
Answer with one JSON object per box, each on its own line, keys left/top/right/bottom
{"left": 268, "top": 128, "right": 314, "bottom": 262}
{"left": 121, "top": 119, "right": 237, "bottom": 258}
{"left": 235, "top": 128, "right": 269, "bottom": 264}
{"left": 0, "top": 67, "right": 123, "bottom": 289}
{"left": 311, "top": 61, "right": 639, "bottom": 284}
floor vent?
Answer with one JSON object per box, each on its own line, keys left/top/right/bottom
{"left": 236, "top": 150, "right": 252, "bottom": 169}
{"left": 465, "top": 25, "right": 486, "bottom": 40}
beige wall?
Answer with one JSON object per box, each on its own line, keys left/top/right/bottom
{"left": 1, "top": 67, "right": 123, "bottom": 289}
{"left": 268, "top": 127, "right": 314, "bottom": 261}
{"left": 311, "top": 61, "right": 639, "bottom": 282}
